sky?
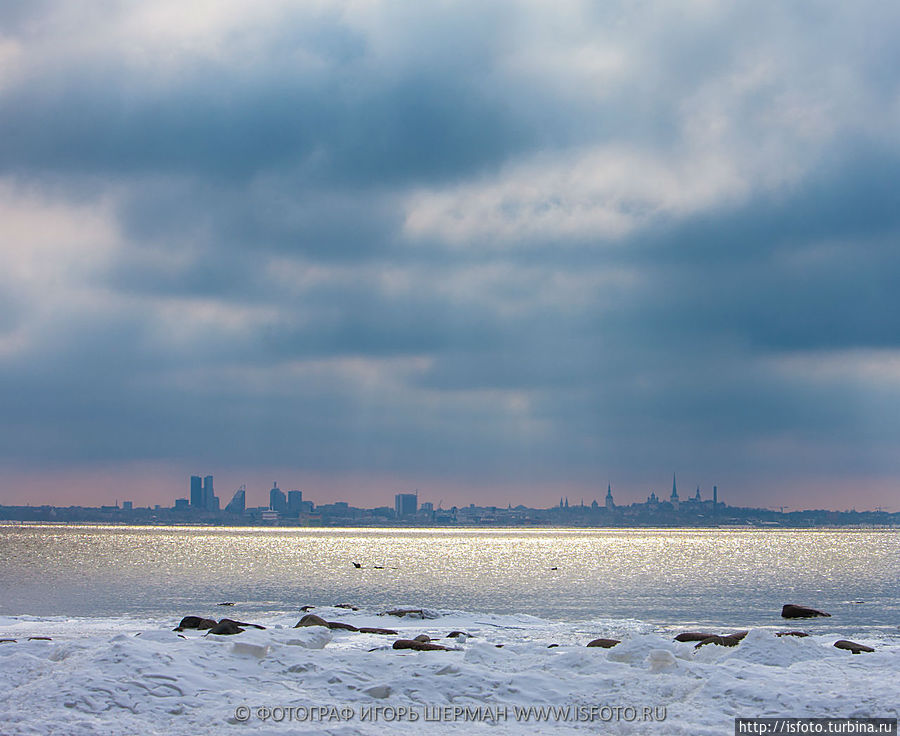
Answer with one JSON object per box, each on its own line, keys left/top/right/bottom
{"left": 2, "top": 1, "right": 900, "bottom": 511}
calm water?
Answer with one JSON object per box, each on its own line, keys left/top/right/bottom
{"left": 1, "top": 525, "right": 899, "bottom": 632}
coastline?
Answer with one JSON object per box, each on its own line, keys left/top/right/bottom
{"left": 1, "top": 606, "right": 897, "bottom": 735}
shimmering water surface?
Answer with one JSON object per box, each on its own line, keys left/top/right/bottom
{"left": 2, "top": 525, "right": 898, "bottom": 631}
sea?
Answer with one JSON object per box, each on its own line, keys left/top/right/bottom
{"left": 2, "top": 524, "right": 898, "bottom": 635}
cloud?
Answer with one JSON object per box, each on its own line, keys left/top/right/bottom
{"left": 2, "top": 1, "right": 900, "bottom": 507}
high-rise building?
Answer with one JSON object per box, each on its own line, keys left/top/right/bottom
{"left": 122, "top": 501, "right": 133, "bottom": 511}
{"left": 202, "top": 475, "right": 217, "bottom": 511}
{"left": 394, "top": 492, "right": 417, "bottom": 518}
{"left": 270, "top": 483, "right": 287, "bottom": 513}
{"left": 288, "top": 490, "right": 303, "bottom": 514}
{"left": 190, "top": 476, "right": 203, "bottom": 508}
{"left": 225, "top": 487, "right": 246, "bottom": 514}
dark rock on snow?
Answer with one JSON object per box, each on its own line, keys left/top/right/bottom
{"left": 781, "top": 604, "right": 831, "bottom": 619}
{"left": 694, "top": 632, "right": 747, "bottom": 649}
{"left": 293, "top": 613, "right": 356, "bottom": 631}
{"left": 382, "top": 609, "right": 425, "bottom": 618}
{"left": 219, "top": 618, "right": 265, "bottom": 630}
{"left": 834, "top": 640, "right": 874, "bottom": 654}
{"left": 175, "top": 616, "right": 217, "bottom": 631}
{"left": 586, "top": 638, "right": 620, "bottom": 648}
{"left": 358, "top": 627, "right": 398, "bottom": 635}
{"left": 295, "top": 614, "right": 329, "bottom": 628}
{"left": 207, "top": 621, "right": 244, "bottom": 635}
{"left": 326, "top": 621, "right": 359, "bottom": 632}
{"left": 776, "top": 631, "right": 810, "bottom": 638}
{"left": 674, "top": 632, "right": 717, "bottom": 643}
{"left": 392, "top": 639, "right": 448, "bottom": 651}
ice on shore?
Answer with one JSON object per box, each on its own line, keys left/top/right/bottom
{"left": 0, "top": 608, "right": 897, "bottom": 735}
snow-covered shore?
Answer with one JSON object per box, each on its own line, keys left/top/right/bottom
{"left": 1, "top": 607, "right": 897, "bottom": 735}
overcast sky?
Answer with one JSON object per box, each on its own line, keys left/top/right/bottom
{"left": 2, "top": 1, "right": 900, "bottom": 510}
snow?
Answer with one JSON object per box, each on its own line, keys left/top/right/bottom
{"left": 1, "top": 607, "right": 897, "bottom": 735}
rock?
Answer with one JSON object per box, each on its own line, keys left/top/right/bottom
{"left": 413, "top": 634, "right": 431, "bottom": 643}
{"left": 219, "top": 619, "right": 266, "bottom": 630}
{"left": 335, "top": 604, "right": 359, "bottom": 610}
{"left": 294, "top": 613, "right": 355, "bottom": 631}
{"left": 781, "top": 604, "right": 831, "bottom": 619}
{"left": 28, "top": 637, "right": 53, "bottom": 641}
{"left": 300, "top": 605, "right": 316, "bottom": 612}
{"left": 776, "top": 631, "right": 810, "bottom": 638}
{"left": 358, "top": 627, "right": 398, "bottom": 635}
{"left": 587, "top": 638, "right": 620, "bottom": 648}
{"left": 547, "top": 644, "right": 559, "bottom": 648}
{"left": 446, "top": 631, "right": 470, "bottom": 638}
{"left": 295, "top": 614, "right": 329, "bottom": 628}
{"left": 0, "top": 639, "right": 15, "bottom": 644}
{"left": 674, "top": 632, "right": 717, "bottom": 643}
{"left": 834, "top": 640, "right": 874, "bottom": 654}
{"left": 217, "top": 602, "right": 235, "bottom": 606}
{"left": 326, "top": 621, "right": 359, "bottom": 632}
{"left": 382, "top": 608, "right": 425, "bottom": 618}
{"left": 694, "top": 634, "right": 744, "bottom": 648}
{"left": 392, "top": 639, "right": 448, "bottom": 651}
{"left": 176, "top": 616, "right": 217, "bottom": 631}
{"left": 207, "top": 621, "right": 244, "bottom": 635}
{"left": 352, "top": 562, "right": 362, "bottom": 568}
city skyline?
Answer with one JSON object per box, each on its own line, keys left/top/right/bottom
{"left": 2, "top": 3, "right": 900, "bottom": 511}
{"left": 2, "top": 471, "right": 893, "bottom": 515}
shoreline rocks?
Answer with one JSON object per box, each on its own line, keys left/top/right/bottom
{"left": 587, "top": 638, "right": 620, "bottom": 648}
{"left": 392, "top": 639, "right": 448, "bottom": 651}
{"left": 834, "top": 640, "right": 874, "bottom": 654}
{"left": 694, "top": 632, "right": 746, "bottom": 648}
{"left": 674, "top": 632, "right": 716, "bottom": 643}
{"left": 175, "top": 616, "right": 216, "bottom": 631}
{"left": 781, "top": 604, "right": 831, "bottom": 619}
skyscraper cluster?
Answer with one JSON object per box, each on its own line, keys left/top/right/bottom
{"left": 190, "top": 475, "right": 219, "bottom": 512}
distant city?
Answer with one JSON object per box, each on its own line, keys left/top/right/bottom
{"left": 0, "top": 474, "right": 897, "bottom": 527}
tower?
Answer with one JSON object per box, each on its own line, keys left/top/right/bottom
{"left": 190, "top": 476, "right": 203, "bottom": 508}
{"left": 202, "top": 475, "right": 217, "bottom": 511}
{"left": 605, "top": 483, "right": 615, "bottom": 510}
{"left": 270, "top": 482, "right": 287, "bottom": 513}
{"left": 670, "top": 473, "right": 679, "bottom": 503}
{"left": 225, "top": 486, "right": 246, "bottom": 514}
{"left": 288, "top": 490, "right": 303, "bottom": 514}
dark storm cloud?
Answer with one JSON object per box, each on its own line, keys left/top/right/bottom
{"left": 2, "top": 1, "right": 900, "bottom": 505}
